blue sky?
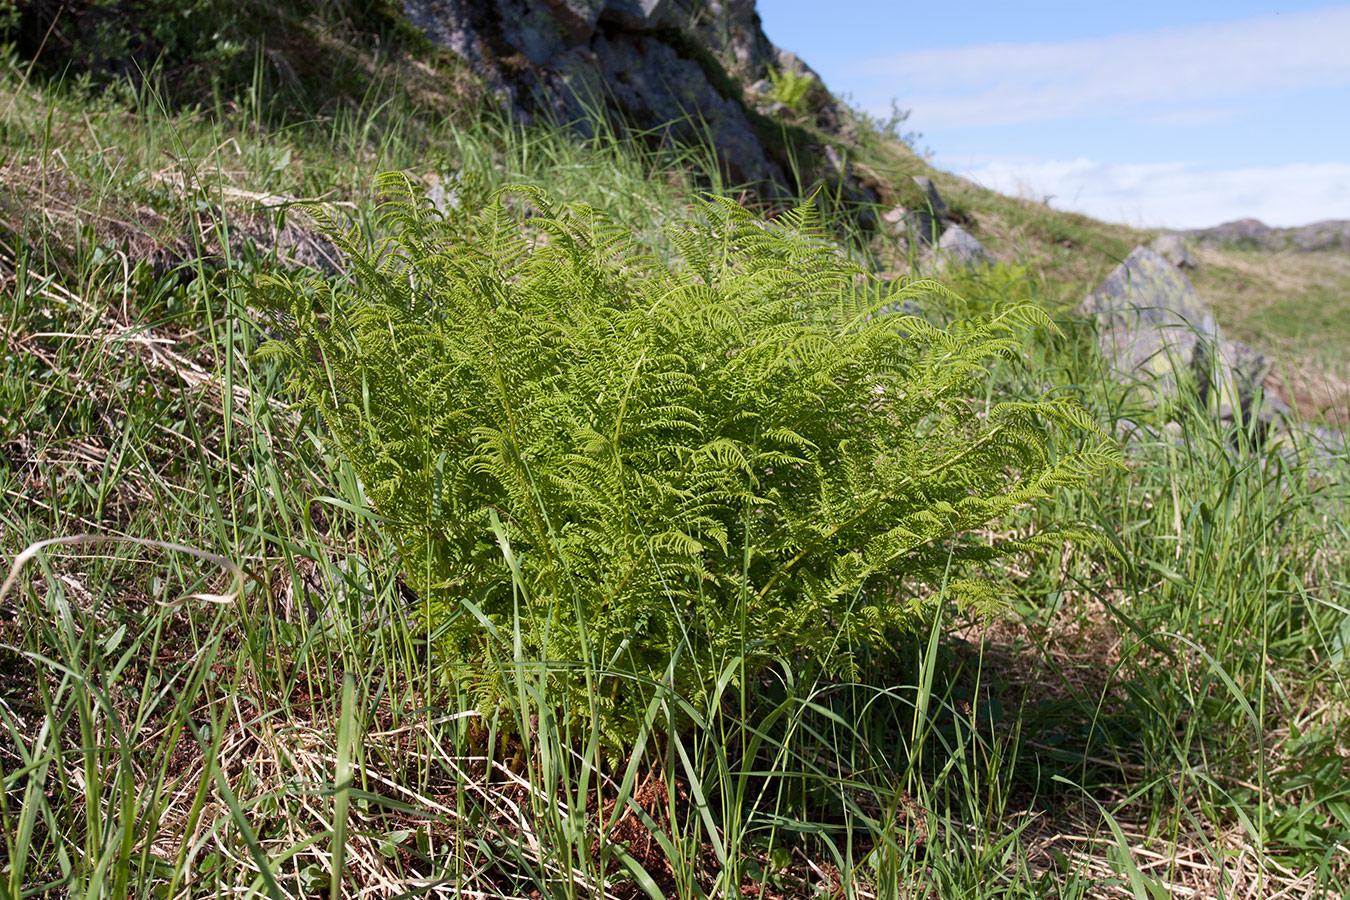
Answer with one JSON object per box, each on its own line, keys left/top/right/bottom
{"left": 755, "top": 2, "right": 1350, "bottom": 228}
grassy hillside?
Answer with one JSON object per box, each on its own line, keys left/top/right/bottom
{"left": 854, "top": 132, "right": 1350, "bottom": 425}
{"left": 1, "top": 12, "right": 1348, "bottom": 899}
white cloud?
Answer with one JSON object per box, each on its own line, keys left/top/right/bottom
{"left": 952, "top": 157, "right": 1350, "bottom": 229}
{"left": 851, "top": 7, "right": 1350, "bottom": 129}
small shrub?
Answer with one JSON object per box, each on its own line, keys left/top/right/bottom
{"left": 853, "top": 98, "right": 923, "bottom": 150}
{"left": 248, "top": 174, "right": 1118, "bottom": 743}
{"left": 6, "top": 0, "right": 250, "bottom": 85}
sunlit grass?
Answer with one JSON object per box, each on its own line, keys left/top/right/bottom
{"left": 1, "top": 38, "right": 1347, "bottom": 899}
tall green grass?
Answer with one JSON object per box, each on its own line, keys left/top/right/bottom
{"left": 1, "top": 46, "right": 1347, "bottom": 900}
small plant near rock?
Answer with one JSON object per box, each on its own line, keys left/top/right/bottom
{"left": 248, "top": 174, "right": 1118, "bottom": 745}
{"left": 767, "top": 66, "right": 818, "bottom": 114}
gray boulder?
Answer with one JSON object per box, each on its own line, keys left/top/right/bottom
{"left": 1079, "top": 246, "right": 1217, "bottom": 338}
{"left": 884, "top": 175, "right": 950, "bottom": 250}
{"left": 1079, "top": 246, "right": 1277, "bottom": 428}
{"left": 1149, "top": 233, "right": 1198, "bottom": 269}
{"left": 931, "top": 225, "right": 993, "bottom": 271}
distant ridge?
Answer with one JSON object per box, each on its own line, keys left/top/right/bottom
{"left": 1183, "top": 218, "right": 1350, "bottom": 253}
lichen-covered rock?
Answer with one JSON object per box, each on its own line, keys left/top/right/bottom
{"left": 1079, "top": 246, "right": 1280, "bottom": 428}
{"left": 1079, "top": 246, "right": 1217, "bottom": 338}
{"left": 1149, "top": 233, "right": 1198, "bottom": 269}
{"left": 1095, "top": 321, "right": 1207, "bottom": 409}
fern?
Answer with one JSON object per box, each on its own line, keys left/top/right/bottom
{"left": 246, "top": 173, "right": 1121, "bottom": 744}
{"left": 766, "top": 67, "right": 817, "bottom": 114}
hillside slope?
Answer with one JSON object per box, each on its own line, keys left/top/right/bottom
{"left": 10, "top": 0, "right": 1343, "bottom": 424}
{"left": 1, "top": 3, "right": 1348, "bottom": 899}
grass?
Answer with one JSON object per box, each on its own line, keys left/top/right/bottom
{"left": 1185, "top": 247, "right": 1350, "bottom": 426}
{"left": 1, "top": 31, "right": 1348, "bottom": 899}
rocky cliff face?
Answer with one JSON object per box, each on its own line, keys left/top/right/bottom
{"left": 400, "top": 0, "right": 868, "bottom": 204}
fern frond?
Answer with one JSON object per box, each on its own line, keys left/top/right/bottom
{"left": 254, "top": 176, "right": 1118, "bottom": 746}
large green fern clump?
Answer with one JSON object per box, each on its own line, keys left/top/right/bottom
{"left": 251, "top": 173, "right": 1116, "bottom": 736}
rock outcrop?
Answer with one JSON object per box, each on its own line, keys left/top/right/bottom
{"left": 900, "top": 176, "right": 946, "bottom": 247}
{"left": 932, "top": 225, "right": 994, "bottom": 271}
{"left": 400, "top": 2, "right": 1341, "bottom": 470}
{"left": 1183, "top": 218, "right": 1350, "bottom": 253}
{"left": 880, "top": 175, "right": 994, "bottom": 272}
{"left": 1148, "top": 233, "right": 1197, "bottom": 270}
{"left": 1078, "top": 246, "right": 1289, "bottom": 432}
{"left": 400, "top": 0, "right": 865, "bottom": 202}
